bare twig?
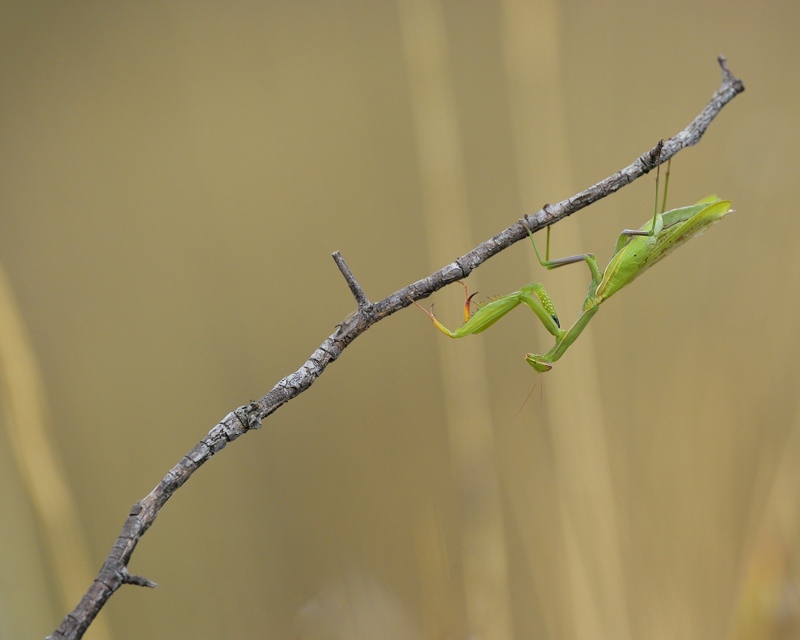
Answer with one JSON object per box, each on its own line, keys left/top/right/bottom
{"left": 332, "top": 250, "right": 371, "bottom": 310}
{"left": 48, "top": 56, "right": 744, "bottom": 640}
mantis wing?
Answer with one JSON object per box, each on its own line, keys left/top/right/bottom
{"left": 644, "top": 197, "right": 732, "bottom": 270}
{"left": 595, "top": 196, "right": 731, "bottom": 301}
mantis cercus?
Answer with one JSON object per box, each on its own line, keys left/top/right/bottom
{"left": 410, "top": 142, "right": 732, "bottom": 373}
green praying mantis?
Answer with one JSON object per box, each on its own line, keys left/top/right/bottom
{"left": 410, "top": 143, "right": 732, "bottom": 373}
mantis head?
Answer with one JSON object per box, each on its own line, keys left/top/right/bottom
{"left": 525, "top": 354, "right": 552, "bottom": 373}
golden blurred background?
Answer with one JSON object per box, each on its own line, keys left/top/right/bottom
{"left": 0, "top": 1, "right": 798, "bottom": 639}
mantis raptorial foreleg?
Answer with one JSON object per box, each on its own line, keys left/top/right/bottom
{"left": 411, "top": 140, "right": 732, "bottom": 373}
{"left": 409, "top": 280, "right": 565, "bottom": 345}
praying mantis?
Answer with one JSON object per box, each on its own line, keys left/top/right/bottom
{"left": 410, "top": 142, "right": 732, "bottom": 373}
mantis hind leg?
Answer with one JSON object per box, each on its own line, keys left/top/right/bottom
{"left": 522, "top": 220, "right": 603, "bottom": 284}
{"left": 619, "top": 139, "right": 668, "bottom": 243}
{"left": 660, "top": 157, "right": 671, "bottom": 213}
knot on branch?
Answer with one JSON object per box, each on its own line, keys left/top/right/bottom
{"left": 638, "top": 139, "right": 665, "bottom": 173}
{"left": 234, "top": 402, "right": 263, "bottom": 431}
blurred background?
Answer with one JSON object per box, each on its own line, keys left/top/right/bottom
{"left": 0, "top": 1, "right": 797, "bottom": 639}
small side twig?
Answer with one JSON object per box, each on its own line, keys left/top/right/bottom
{"left": 332, "top": 251, "right": 371, "bottom": 311}
{"left": 48, "top": 56, "right": 744, "bottom": 640}
{"left": 121, "top": 570, "right": 157, "bottom": 589}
